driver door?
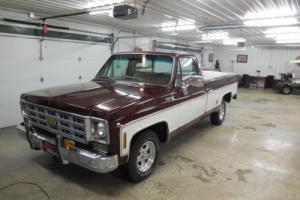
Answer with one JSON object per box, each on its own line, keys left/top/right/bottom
{"left": 176, "top": 56, "right": 207, "bottom": 126}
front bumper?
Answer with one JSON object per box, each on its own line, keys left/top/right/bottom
{"left": 17, "top": 124, "right": 118, "bottom": 173}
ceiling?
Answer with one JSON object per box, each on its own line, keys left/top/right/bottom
{"left": 0, "top": 0, "right": 300, "bottom": 46}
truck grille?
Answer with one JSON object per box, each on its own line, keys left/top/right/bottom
{"left": 21, "top": 101, "right": 88, "bottom": 143}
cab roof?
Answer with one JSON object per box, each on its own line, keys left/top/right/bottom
{"left": 113, "top": 51, "right": 194, "bottom": 57}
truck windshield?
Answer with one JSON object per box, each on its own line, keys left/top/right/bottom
{"left": 94, "top": 54, "right": 173, "bottom": 85}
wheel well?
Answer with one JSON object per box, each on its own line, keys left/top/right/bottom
{"left": 223, "top": 92, "right": 232, "bottom": 103}
{"left": 282, "top": 84, "right": 292, "bottom": 89}
{"left": 131, "top": 122, "right": 169, "bottom": 144}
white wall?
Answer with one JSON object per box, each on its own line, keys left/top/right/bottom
{"left": 0, "top": 9, "right": 159, "bottom": 128}
{"left": 208, "top": 46, "right": 300, "bottom": 78}
{"left": 202, "top": 47, "right": 215, "bottom": 69}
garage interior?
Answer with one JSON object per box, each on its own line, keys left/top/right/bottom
{"left": 0, "top": 0, "right": 300, "bottom": 199}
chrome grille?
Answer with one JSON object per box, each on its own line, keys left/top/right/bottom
{"left": 21, "top": 101, "right": 87, "bottom": 143}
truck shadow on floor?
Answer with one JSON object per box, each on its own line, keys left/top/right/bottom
{"left": 33, "top": 116, "right": 214, "bottom": 197}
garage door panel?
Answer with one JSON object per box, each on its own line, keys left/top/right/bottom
{"left": 0, "top": 36, "right": 111, "bottom": 128}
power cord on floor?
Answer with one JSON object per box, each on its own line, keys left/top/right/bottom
{"left": 0, "top": 181, "right": 51, "bottom": 200}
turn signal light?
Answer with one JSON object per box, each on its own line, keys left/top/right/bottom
{"left": 64, "top": 139, "right": 75, "bottom": 150}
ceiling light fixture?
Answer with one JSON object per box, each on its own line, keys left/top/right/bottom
{"left": 201, "top": 31, "right": 229, "bottom": 40}
{"left": 276, "top": 40, "right": 300, "bottom": 44}
{"left": 244, "top": 6, "right": 296, "bottom": 19}
{"left": 264, "top": 27, "right": 300, "bottom": 34}
{"left": 266, "top": 33, "right": 300, "bottom": 40}
{"left": 161, "top": 24, "right": 195, "bottom": 32}
{"left": 189, "top": 40, "right": 213, "bottom": 44}
{"left": 244, "top": 17, "right": 298, "bottom": 27}
{"left": 85, "top": 0, "right": 124, "bottom": 8}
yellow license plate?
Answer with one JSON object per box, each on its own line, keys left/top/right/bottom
{"left": 47, "top": 117, "right": 57, "bottom": 126}
{"left": 64, "top": 139, "right": 75, "bottom": 150}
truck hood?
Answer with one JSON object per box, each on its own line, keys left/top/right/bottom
{"left": 21, "top": 81, "right": 170, "bottom": 115}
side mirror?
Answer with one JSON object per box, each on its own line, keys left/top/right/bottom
{"left": 181, "top": 75, "right": 204, "bottom": 96}
{"left": 181, "top": 82, "right": 189, "bottom": 96}
{"left": 183, "top": 75, "right": 203, "bottom": 87}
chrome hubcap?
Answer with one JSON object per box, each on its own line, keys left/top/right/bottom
{"left": 283, "top": 87, "right": 290, "bottom": 94}
{"left": 219, "top": 103, "right": 225, "bottom": 120}
{"left": 137, "top": 141, "right": 156, "bottom": 173}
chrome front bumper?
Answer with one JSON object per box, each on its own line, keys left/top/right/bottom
{"left": 17, "top": 124, "right": 118, "bottom": 173}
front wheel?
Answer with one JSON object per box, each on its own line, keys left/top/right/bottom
{"left": 281, "top": 85, "right": 292, "bottom": 95}
{"left": 210, "top": 100, "right": 226, "bottom": 125}
{"left": 126, "top": 130, "right": 159, "bottom": 182}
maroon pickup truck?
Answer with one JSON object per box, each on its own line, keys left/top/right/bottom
{"left": 18, "top": 52, "right": 239, "bottom": 182}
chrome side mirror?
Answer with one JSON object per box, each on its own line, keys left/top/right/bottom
{"left": 180, "top": 75, "right": 204, "bottom": 96}
{"left": 181, "top": 83, "right": 189, "bottom": 96}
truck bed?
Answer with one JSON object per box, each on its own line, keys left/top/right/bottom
{"left": 202, "top": 70, "right": 237, "bottom": 82}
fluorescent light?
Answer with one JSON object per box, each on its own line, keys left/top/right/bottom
{"left": 176, "top": 24, "right": 196, "bottom": 31}
{"left": 244, "top": 17, "right": 298, "bottom": 27}
{"left": 161, "top": 25, "right": 195, "bottom": 32}
{"left": 244, "top": 6, "right": 296, "bottom": 19}
{"left": 264, "top": 27, "right": 300, "bottom": 34}
{"left": 161, "top": 26, "right": 175, "bottom": 32}
{"left": 161, "top": 24, "right": 196, "bottom": 32}
{"left": 164, "top": 32, "right": 178, "bottom": 36}
{"left": 276, "top": 40, "right": 300, "bottom": 44}
{"left": 85, "top": 0, "right": 123, "bottom": 8}
{"left": 201, "top": 31, "right": 229, "bottom": 40}
{"left": 189, "top": 40, "right": 213, "bottom": 44}
{"left": 266, "top": 33, "right": 300, "bottom": 40}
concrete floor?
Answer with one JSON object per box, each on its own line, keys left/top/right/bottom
{"left": 1, "top": 89, "right": 300, "bottom": 200}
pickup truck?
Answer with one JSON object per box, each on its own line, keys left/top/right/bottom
{"left": 17, "top": 52, "right": 239, "bottom": 182}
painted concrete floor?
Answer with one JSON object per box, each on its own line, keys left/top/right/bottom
{"left": 1, "top": 89, "right": 300, "bottom": 200}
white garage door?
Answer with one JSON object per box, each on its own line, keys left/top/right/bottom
{"left": 0, "top": 36, "right": 111, "bottom": 128}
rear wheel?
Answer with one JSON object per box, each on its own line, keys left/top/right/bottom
{"left": 281, "top": 85, "right": 292, "bottom": 95}
{"left": 210, "top": 100, "right": 226, "bottom": 126}
{"left": 126, "top": 130, "right": 159, "bottom": 182}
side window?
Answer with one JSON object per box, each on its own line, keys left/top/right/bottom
{"left": 176, "top": 57, "right": 198, "bottom": 85}
{"left": 179, "top": 57, "right": 198, "bottom": 78}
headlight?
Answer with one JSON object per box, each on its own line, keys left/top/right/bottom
{"left": 91, "top": 118, "right": 109, "bottom": 144}
{"left": 95, "top": 122, "right": 107, "bottom": 138}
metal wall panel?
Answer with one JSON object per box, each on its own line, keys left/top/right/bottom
{"left": 207, "top": 47, "right": 300, "bottom": 78}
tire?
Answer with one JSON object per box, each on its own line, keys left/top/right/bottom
{"left": 281, "top": 85, "right": 292, "bottom": 95}
{"left": 210, "top": 100, "right": 226, "bottom": 126}
{"left": 126, "top": 130, "right": 160, "bottom": 182}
